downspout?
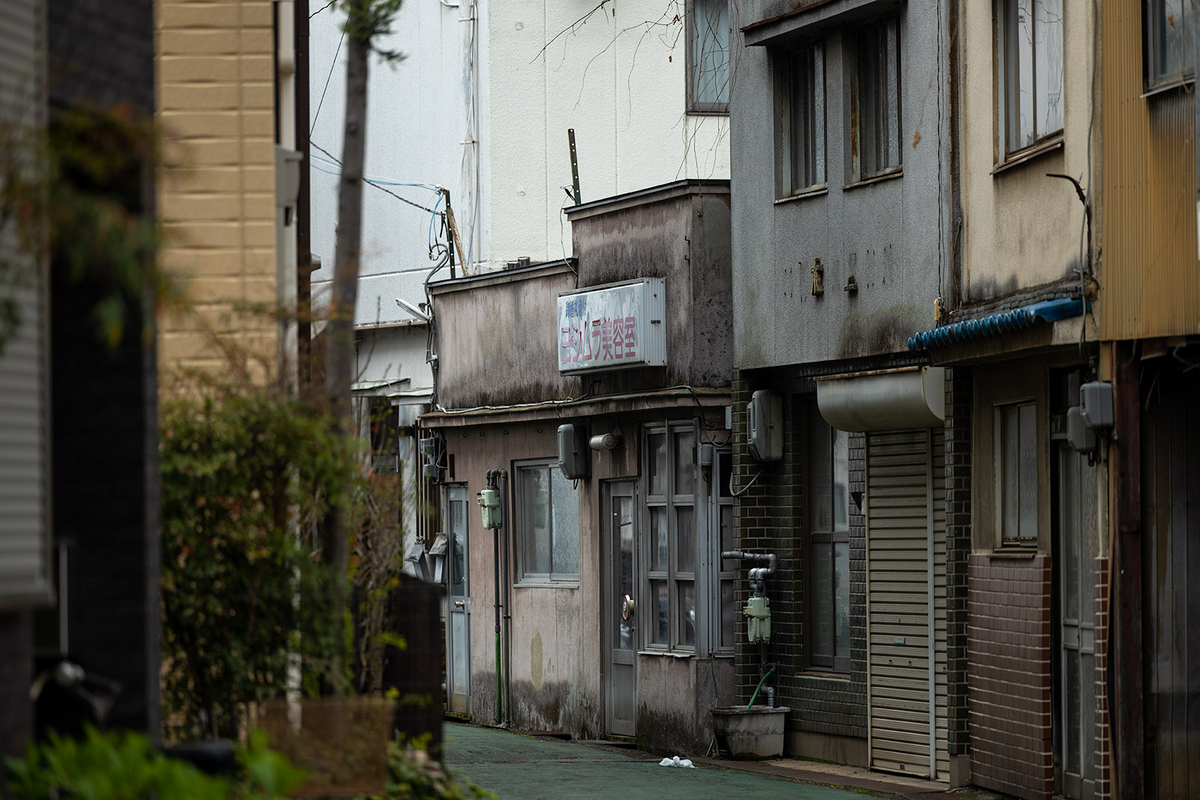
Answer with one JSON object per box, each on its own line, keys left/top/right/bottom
{"left": 501, "top": 469, "right": 512, "bottom": 727}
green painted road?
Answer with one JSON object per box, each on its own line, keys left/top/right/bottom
{"left": 443, "top": 723, "right": 871, "bottom": 800}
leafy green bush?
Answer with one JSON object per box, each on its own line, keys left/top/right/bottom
{"left": 160, "top": 386, "right": 356, "bottom": 740}
{"left": 3, "top": 727, "right": 305, "bottom": 800}
{"left": 373, "top": 739, "right": 495, "bottom": 800}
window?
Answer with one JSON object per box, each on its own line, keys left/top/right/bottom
{"left": 807, "top": 403, "right": 850, "bottom": 671}
{"left": 851, "top": 18, "right": 902, "bottom": 180}
{"left": 779, "top": 42, "right": 826, "bottom": 196}
{"left": 688, "top": 0, "right": 730, "bottom": 113}
{"left": 644, "top": 423, "right": 698, "bottom": 650}
{"left": 995, "top": 402, "right": 1038, "bottom": 547}
{"left": 998, "top": 0, "right": 1063, "bottom": 155}
{"left": 1145, "top": 0, "right": 1192, "bottom": 88}
{"left": 714, "top": 449, "right": 737, "bottom": 651}
{"left": 515, "top": 461, "right": 580, "bottom": 582}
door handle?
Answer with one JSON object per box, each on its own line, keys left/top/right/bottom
{"left": 622, "top": 594, "right": 635, "bottom": 620}
{"left": 454, "top": 600, "right": 465, "bottom": 609}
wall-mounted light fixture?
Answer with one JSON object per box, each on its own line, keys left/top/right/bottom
{"left": 589, "top": 431, "right": 622, "bottom": 451}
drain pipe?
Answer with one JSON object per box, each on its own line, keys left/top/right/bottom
{"left": 485, "top": 469, "right": 506, "bottom": 725}
{"left": 722, "top": 550, "right": 778, "bottom": 708}
{"left": 500, "top": 469, "right": 512, "bottom": 727}
{"left": 720, "top": 550, "right": 776, "bottom": 596}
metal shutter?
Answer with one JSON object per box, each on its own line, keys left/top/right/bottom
{"left": 0, "top": 0, "right": 50, "bottom": 604}
{"left": 866, "top": 428, "right": 948, "bottom": 780}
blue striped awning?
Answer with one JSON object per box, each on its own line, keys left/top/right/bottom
{"left": 907, "top": 297, "right": 1085, "bottom": 351}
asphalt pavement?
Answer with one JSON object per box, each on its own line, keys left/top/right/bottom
{"left": 442, "top": 721, "right": 906, "bottom": 800}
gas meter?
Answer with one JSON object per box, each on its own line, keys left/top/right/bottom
{"left": 477, "top": 488, "right": 502, "bottom": 530}
{"left": 744, "top": 595, "right": 771, "bottom": 643}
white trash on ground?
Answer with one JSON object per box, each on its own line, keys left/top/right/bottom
{"left": 658, "top": 756, "right": 695, "bottom": 768}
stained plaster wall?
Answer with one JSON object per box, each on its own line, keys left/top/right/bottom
{"left": 568, "top": 182, "right": 733, "bottom": 394}
{"left": 429, "top": 263, "right": 578, "bottom": 409}
{"left": 957, "top": 0, "right": 1096, "bottom": 305}
{"left": 730, "top": 0, "right": 952, "bottom": 369}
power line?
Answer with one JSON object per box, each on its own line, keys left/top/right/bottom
{"left": 310, "top": 141, "right": 439, "bottom": 214}
{"left": 310, "top": 28, "right": 344, "bottom": 137}
{"left": 309, "top": 0, "right": 336, "bottom": 18}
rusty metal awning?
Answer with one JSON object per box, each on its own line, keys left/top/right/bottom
{"left": 907, "top": 297, "right": 1085, "bottom": 351}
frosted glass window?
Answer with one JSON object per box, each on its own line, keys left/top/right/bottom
{"left": 853, "top": 18, "right": 902, "bottom": 178}
{"left": 995, "top": 402, "right": 1038, "bottom": 546}
{"left": 516, "top": 461, "right": 579, "bottom": 581}
{"left": 1147, "top": 0, "right": 1190, "bottom": 87}
{"left": 781, "top": 43, "right": 825, "bottom": 195}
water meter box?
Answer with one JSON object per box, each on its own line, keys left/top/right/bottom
{"left": 477, "top": 488, "right": 502, "bottom": 529}
{"left": 744, "top": 595, "right": 771, "bottom": 643}
{"left": 557, "top": 423, "right": 590, "bottom": 479}
{"left": 747, "top": 391, "right": 783, "bottom": 462}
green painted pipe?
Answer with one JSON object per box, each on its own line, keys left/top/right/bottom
{"left": 747, "top": 668, "right": 774, "bottom": 710}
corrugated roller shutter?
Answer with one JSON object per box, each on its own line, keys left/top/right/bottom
{"left": 866, "top": 429, "right": 948, "bottom": 780}
{"left": 0, "top": 0, "right": 50, "bottom": 604}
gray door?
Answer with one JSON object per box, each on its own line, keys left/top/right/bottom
{"left": 605, "top": 481, "right": 637, "bottom": 737}
{"left": 446, "top": 485, "right": 471, "bottom": 714}
{"left": 866, "top": 428, "right": 948, "bottom": 780}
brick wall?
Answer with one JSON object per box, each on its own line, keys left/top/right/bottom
{"left": 1093, "top": 556, "right": 1110, "bottom": 800}
{"left": 968, "top": 554, "right": 1053, "bottom": 800}
{"left": 157, "top": 0, "right": 279, "bottom": 374}
{"left": 731, "top": 371, "right": 867, "bottom": 743}
{"left": 944, "top": 367, "right": 972, "bottom": 756}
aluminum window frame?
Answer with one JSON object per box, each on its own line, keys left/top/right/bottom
{"left": 804, "top": 400, "right": 852, "bottom": 673}
{"left": 687, "top": 0, "right": 731, "bottom": 114}
{"left": 994, "top": 401, "right": 1039, "bottom": 548}
{"left": 514, "top": 459, "right": 581, "bottom": 585}
{"left": 995, "top": 0, "right": 1065, "bottom": 158}
{"left": 777, "top": 40, "right": 827, "bottom": 197}
{"left": 850, "top": 16, "right": 903, "bottom": 181}
{"left": 1145, "top": 0, "right": 1194, "bottom": 90}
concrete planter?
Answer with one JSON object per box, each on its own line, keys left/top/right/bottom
{"left": 711, "top": 706, "right": 789, "bottom": 759}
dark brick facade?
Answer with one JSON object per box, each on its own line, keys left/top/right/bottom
{"left": 967, "top": 554, "right": 1053, "bottom": 800}
{"left": 943, "top": 367, "right": 972, "bottom": 758}
{"left": 731, "top": 371, "right": 868, "bottom": 744}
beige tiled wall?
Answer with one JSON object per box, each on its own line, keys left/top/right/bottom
{"left": 157, "top": 0, "right": 278, "bottom": 377}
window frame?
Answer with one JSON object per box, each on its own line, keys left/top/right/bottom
{"left": 850, "top": 16, "right": 903, "bottom": 182}
{"left": 686, "top": 0, "right": 731, "bottom": 114}
{"left": 996, "top": 0, "right": 1064, "bottom": 159}
{"left": 804, "top": 401, "right": 851, "bottom": 673}
{"left": 642, "top": 422, "right": 701, "bottom": 653}
{"left": 1144, "top": 0, "right": 1194, "bottom": 90}
{"left": 994, "top": 401, "right": 1039, "bottom": 549}
{"left": 777, "top": 40, "right": 827, "bottom": 198}
{"left": 711, "top": 447, "right": 737, "bottom": 654}
{"left": 514, "top": 459, "right": 581, "bottom": 585}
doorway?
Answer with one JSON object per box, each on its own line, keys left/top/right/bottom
{"left": 604, "top": 480, "right": 637, "bottom": 737}
{"left": 1052, "top": 374, "right": 1098, "bottom": 799}
{"left": 445, "top": 484, "right": 471, "bottom": 715}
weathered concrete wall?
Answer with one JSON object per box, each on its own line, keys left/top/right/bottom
{"left": 958, "top": 0, "right": 1094, "bottom": 304}
{"left": 568, "top": 182, "right": 733, "bottom": 393}
{"left": 730, "top": 0, "right": 952, "bottom": 369}
{"left": 637, "top": 655, "right": 735, "bottom": 754}
{"left": 430, "top": 263, "right": 578, "bottom": 409}
{"left": 445, "top": 420, "right": 604, "bottom": 737}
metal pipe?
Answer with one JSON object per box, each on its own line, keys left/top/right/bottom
{"left": 720, "top": 550, "right": 777, "bottom": 583}
{"left": 500, "top": 469, "right": 512, "bottom": 727}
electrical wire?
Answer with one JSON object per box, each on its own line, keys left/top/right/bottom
{"left": 309, "top": 141, "right": 442, "bottom": 214}
{"left": 309, "top": 0, "right": 335, "bottom": 18}
{"left": 310, "top": 29, "right": 345, "bottom": 136}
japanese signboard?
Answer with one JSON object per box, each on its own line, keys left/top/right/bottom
{"left": 557, "top": 278, "right": 666, "bottom": 373}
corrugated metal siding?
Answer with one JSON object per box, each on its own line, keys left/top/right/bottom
{"left": 1101, "top": 0, "right": 1200, "bottom": 340}
{"left": 866, "top": 429, "right": 948, "bottom": 780}
{"left": 0, "top": 0, "right": 49, "bottom": 603}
